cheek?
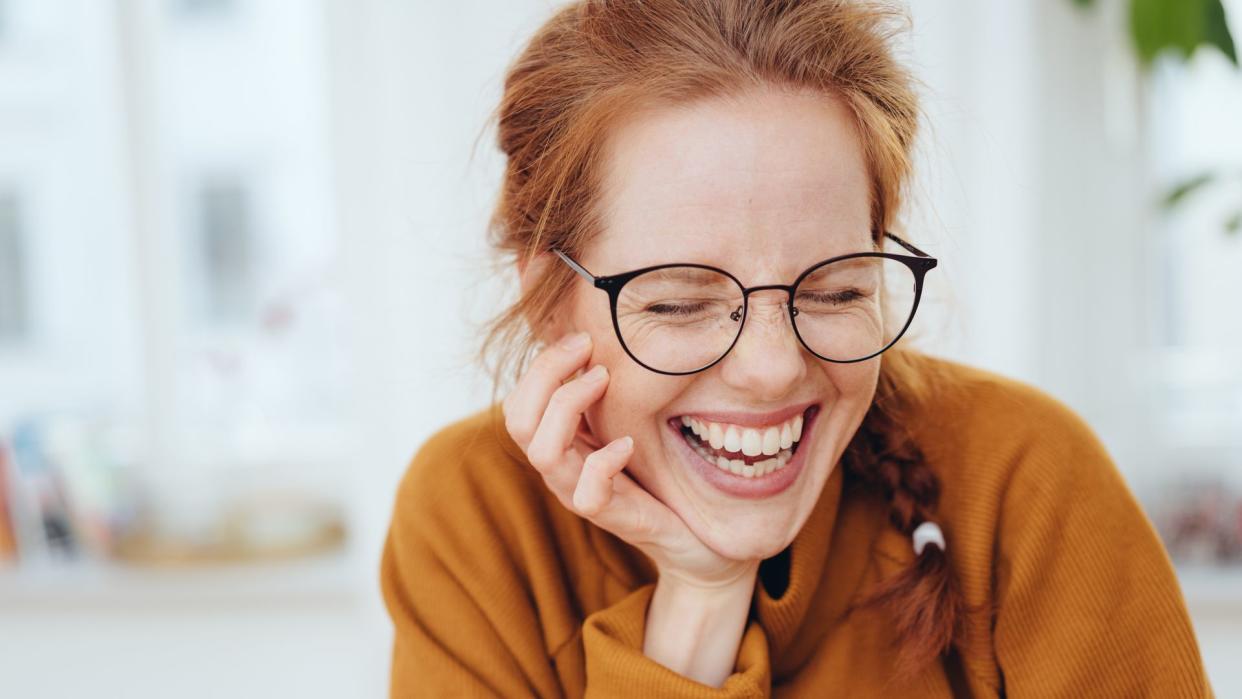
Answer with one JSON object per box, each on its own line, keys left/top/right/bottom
{"left": 826, "top": 360, "right": 881, "bottom": 403}
{"left": 576, "top": 291, "right": 663, "bottom": 440}
{"left": 583, "top": 363, "right": 662, "bottom": 444}
{"left": 581, "top": 362, "right": 680, "bottom": 485}
{"left": 579, "top": 323, "right": 638, "bottom": 436}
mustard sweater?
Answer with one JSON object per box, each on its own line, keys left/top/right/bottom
{"left": 381, "top": 356, "right": 1212, "bottom": 697}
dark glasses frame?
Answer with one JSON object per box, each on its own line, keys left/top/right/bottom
{"left": 552, "top": 230, "right": 938, "bottom": 376}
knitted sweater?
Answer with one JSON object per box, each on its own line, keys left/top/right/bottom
{"left": 380, "top": 356, "right": 1212, "bottom": 697}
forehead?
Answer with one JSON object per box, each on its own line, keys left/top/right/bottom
{"left": 589, "top": 85, "right": 873, "bottom": 282}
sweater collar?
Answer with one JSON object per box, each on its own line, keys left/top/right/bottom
{"left": 752, "top": 461, "right": 889, "bottom": 659}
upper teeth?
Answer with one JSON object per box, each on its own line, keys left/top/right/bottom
{"left": 679, "top": 412, "right": 804, "bottom": 457}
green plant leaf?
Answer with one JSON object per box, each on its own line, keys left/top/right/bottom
{"left": 1226, "top": 210, "right": 1242, "bottom": 235}
{"left": 1132, "top": 0, "right": 1237, "bottom": 67}
{"left": 1131, "top": 0, "right": 1202, "bottom": 63}
{"left": 1071, "top": 0, "right": 1236, "bottom": 67}
{"left": 1162, "top": 172, "right": 1217, "bottom": 208}
{"left": 1129, "top": 0, "right": 1238, "bottom": 67}
{"left": 1203, "top": 0, "right": 1239, "bottom": 65}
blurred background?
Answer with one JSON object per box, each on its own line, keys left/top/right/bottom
{"left": 0, "top": 0, "right": 1239, "bottom": 696}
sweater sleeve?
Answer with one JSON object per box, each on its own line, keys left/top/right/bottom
{"left": 381, "top": 496, "right": 552, "bottom": 696}
{"left": 381, "top": 424, "right": 774, "bottom": 698}
{"left": 381, "top": 431, "right": 572, "bottom": 698}
{"left": 580, "top": 582, "right": 771, "bottom": 697}
{"left": 991, "top": 401, "right": 1213, "bottom": 698}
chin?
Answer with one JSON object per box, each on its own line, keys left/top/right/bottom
{"left": 692, "top": 519, "right": 796, "bottom": 562}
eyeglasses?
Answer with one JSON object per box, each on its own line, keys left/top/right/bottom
{"left": 553, "top": 231, "right": 937, "bottom": 375}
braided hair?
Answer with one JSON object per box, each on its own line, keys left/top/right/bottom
{"left": 842, "top": 350, "right": 974, "bottom": 683}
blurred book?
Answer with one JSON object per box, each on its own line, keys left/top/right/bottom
{"left": 1153, "top": 475, "right": 1242, "bottom": 566}
{"left": 3, "top": 418, "right": 84, "bottom": 561}
{"left": 0, "top": 440, "right": 17, "bottom": 561}
{"left": 0, "top": 413, "right": 346, "bottom": 568}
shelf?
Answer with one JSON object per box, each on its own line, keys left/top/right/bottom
{"left": 0, "top": 551, "right": 362, "bottom": 609}
{"left": 1175, "top": 564, "right": 1242, "bottom": 612}
{"left": 4, "top": 555, "right": 1233, "bottom": 614}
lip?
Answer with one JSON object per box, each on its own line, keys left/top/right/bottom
{"left": 675, "top": 401, "right": 818, "bottom": 429}
{"left": 666, "top": 404, "right": 821, "bottom": 499}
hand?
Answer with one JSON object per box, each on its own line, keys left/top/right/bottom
{"left": 501, "top": 331, "right": 757, "bottom": 589}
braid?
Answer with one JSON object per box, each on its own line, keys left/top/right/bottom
{"left": 842, "top": 366, "right": 969, "bottom": 684}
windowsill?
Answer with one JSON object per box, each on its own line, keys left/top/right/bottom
{"left": 0, "top": 550, "right": 362, "bottom": 609}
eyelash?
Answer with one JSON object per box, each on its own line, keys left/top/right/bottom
{"left": 798, "top": 289, "right": 865, "bottom": 304}
{"left": 646, "top": 288, "right": 864, "bottom": 317}
{"left": 647, "top": 302, "right": 710, "bottom": 316}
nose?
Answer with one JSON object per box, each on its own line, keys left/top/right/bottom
{"left": 716, "top": 291, "right": 807, "bottom": 400}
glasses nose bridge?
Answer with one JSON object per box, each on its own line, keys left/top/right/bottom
{"left": 740, "top": 283, "right": 796, "bottom": 315}
{"left": 741, "top": 282, "right": 795, "bottom": 302}
{"left": 737, "top": 282, "right": 797, "bottom": 332}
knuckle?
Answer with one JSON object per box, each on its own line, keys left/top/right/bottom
{"left": 572, "top": 489, "right": 597, "bottom": 516}
{"left": 545, "top": 385, "right": 580, "bottom": 414}
{"left": 630, "top": 508, "right": 657, "bottom": 540}
{"left": 525, "top": 432, "right": 567, "bottom": 472}
{"left": 525, "top": 441, "right": 555, "bottom": 470}
{"left": 579, "top": 450, "right": 601, "bottom": 473}
{"left": 500, "top": 396, "right": 535, "bottom": 445}
{"left": 543, "top": 392, "right": 581, "bottom": 424}
{"left": 503, "top": 412, "right": 532, "bottom": 445}
{"left": 530, "top": 344, "right": 567, "bottom": 376}
{"left": 635, "top": 504, "right": 667, "bottom": 542}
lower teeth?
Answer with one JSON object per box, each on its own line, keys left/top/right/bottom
{"left": 686, "top": 435, "right": 793, "bottom": 479}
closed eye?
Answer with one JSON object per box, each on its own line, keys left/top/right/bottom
{"left": 798, "top": 288, "right": 865, "bottom": 304}
{"left": 647, "top": 302, "right": 710, "bottom": 316}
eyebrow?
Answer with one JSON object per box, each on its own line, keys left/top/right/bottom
{"left": 648, "top": 245, "right": 876, "bottom": 274}
{"left": 644, "top": 266, "right": 735, "bottom": 283}
{"left": 558, "top": 232, "right": 931, "bottom": 292}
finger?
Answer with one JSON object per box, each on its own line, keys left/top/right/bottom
{"left": 525, "top": 364, "right": 609, "bottom": 487}
{"left": 572, "top": 436, "right": 633, "bottom": 516}
{"left": 502, "top": 331, "right": 593, "bottom": 449}
{"left": 589, "top": 469, "right": 681, "bottom": 546}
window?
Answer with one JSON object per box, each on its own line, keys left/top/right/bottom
{"left": 0, "top": 191, "right": 27, "bottom": 343}
{"left": 1144, "top": 46, "right": 1242, "bottom": 569}
{"left": 191, "top": 176, "right": 257, "bottom": 325}
{"left": 173, "top": 0, "right": 234, "bottom": 18}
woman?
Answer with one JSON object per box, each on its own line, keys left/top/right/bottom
{"left": 381, "top": 1, "right": 1212, "bottom": 696}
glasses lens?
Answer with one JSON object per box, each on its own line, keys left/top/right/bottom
{"left": 792, "top": 256, "right": 917, "bottom": 361}
{"left": 615, "top": 266, "right": 744, "bottom": 373}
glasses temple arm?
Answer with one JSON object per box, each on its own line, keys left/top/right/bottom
{"left": 552, "top": 248, "right": 598, "bottom": 284}
{"left": 882, "top": 231, "right": 933, "bottom": 258}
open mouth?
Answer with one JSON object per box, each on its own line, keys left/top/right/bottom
{"left": 672, "top": 405, "right": 817, "bottom": 479}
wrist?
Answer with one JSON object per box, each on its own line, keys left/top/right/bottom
{"left": 656, "top": 559, "right": 760, "bottom": 592}
{"left": 642, "top": 563, "right": 759, "bottom": 687}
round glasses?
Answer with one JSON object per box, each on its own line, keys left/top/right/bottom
{"left": 553, "top": 231, "right": 937, "bottom": 375}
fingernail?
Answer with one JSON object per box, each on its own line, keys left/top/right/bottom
{"left": 560, "top": 331, "right": 590, "bottom": 350}
{"left": 610, "top": 436, "right": 633, "bottom": 452}
{"left": 584, "top": 364, "right": 607, "bottom": 382}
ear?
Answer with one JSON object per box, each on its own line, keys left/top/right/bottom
{"left": 518, "top": 251, "right": 574, "bottom": 346}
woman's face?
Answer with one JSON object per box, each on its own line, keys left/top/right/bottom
{"left": 557, "top": 85, "right": 880, "bottom": 561}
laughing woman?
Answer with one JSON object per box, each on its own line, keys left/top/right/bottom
{"left": 380, "top": 1, "right": 1212, "bottom": 696}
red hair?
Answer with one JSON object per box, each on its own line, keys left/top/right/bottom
{"left": 479, "top": 0, "right": 974, "bottom": 681}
